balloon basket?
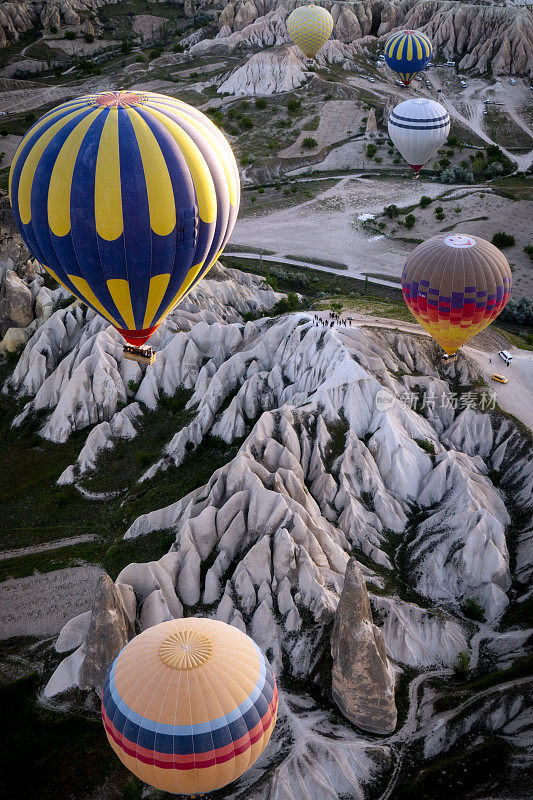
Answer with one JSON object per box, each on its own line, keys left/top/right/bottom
{"left": 123, "top": 345, "right": 156, "bottom": 365}
{"left": 441, "top": 352, "right": 457, "bottom": 362}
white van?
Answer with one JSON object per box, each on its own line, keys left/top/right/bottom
{"left": 498, "top": 350, "right": 513, "bottom": 365}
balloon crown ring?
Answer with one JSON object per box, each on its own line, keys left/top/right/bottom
{"left": 90, "top": 91, "right": 149, "bottom": 108}
{"left": 159, "top": 630, "right": 213, "bottom": 669}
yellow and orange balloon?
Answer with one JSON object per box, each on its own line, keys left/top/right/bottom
{"left": 101, "top": 618, "right": 278, "bottom": 797}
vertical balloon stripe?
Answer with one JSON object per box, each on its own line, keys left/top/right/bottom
{"left": 127, "top": 108, "right": 176, "bottom": 237}
{"left": 142, "top": 104, "right": 216, "bottom": 224}
{"left": 116, "top": 110, "right": 151, "bottom": 329}
{"left": 68, "top": 110, "right": 127, "bottom": 328}
{"left": 48, "top": 109, "right": 102, "bottom": 237}
{"left": 16, "top": 107, "right": 89, "bottom": 225}
{"left": 143, "top": 273, "right": 171, "bottom": 329}
{"left": 9, "top": 101, "right": 88, "bottom": 197}
{"left": 148, "top": 102, "right": 238, "bottom": 209}
{"left": 69, "top": 275, "right": 122, "bottom": 326}
{"left": 95, "top": 110, "right": 123, "bottom": 241}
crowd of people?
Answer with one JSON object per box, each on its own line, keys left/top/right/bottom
{"left": 312, "top": 313, "right": 354, "bottom": 329}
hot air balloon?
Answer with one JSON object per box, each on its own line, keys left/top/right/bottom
{"left": 402, "top": 234, "right": 512, "bottom": 356}
{"left": 101, "top": 618, "right": 278, "bottom": 798}
{"left": 383, "top": 29, "right": 432, "bottom": 86}
{"left": 9, "top": 90, "right": 240, "bottom": 363}
{"left": 287, "top": 4, "right": 334, "bottom": 60}
{"left": 388, "top": 97, "right": 450, "bottom": 176}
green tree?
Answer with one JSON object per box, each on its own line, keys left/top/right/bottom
{"left": 492, "top": 231, "right": 515, "bottom": 248}
{"left": 404, "top": 214, "right": 416, "bottom": 230}
{"left": 384, "top": 204, "right": 399, "bottom": 218}
{"left": 366, "top": 143, "right": 377, "bottom": 159}
{"left": 462, "top": 598, "right": 485, "bottom": 621}
{"left": 287, "top": 98, "right": 301, "bottom": 113}
{"left": 454, "top": 651, "right": 470, "bottom": 677}
{"left": 255, "top": 97, "right": 267, "bottom": 109}
{"left": 419, "top": 195, "right": 432, "bottom": 208}
{"left": 301, "top": 137, "right": 318, "bottom": 149}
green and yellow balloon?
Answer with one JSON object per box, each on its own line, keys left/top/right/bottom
{"left": 287, "top": 4, "right": 334, "bottom": 60}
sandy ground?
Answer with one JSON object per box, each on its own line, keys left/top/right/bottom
{"left": 132, "top": 14, "right": 167, "bottom": 43}
{"left": 231, "top": 176, "right": 469, "bottom": 280}
{"left": 0, "top": 565, "right": 102, "bottom": 639}
{"left": 0, "top": 133, "right": 23, "bottom": 167}
{"left": 319, "top": 310, "right": 533, "bottom": 431}
{"left": 280, "top": 100, "right": 365, "bottom": 158}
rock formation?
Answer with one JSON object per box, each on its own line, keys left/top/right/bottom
{"left": 218, "top": 45, "right": 307, "bottom": 95}
{"left": 77, "top": 573, "right": 134, "bottom": 695}
{"left": 203, "top": 0, "right": 533, "bottom": 77}
{"left": 331, "top": 557, "right": 396, "bottom": 734}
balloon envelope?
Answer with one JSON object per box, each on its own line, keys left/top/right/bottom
{"left": 9, "top": 90, "right": 240, "bottom": 346}
{"left": 384, "top": 29, "right": 432, "bottom": 86}
{"left": 402, "top": 234, "right": 512, "bottom": 355}
{"left": 388, "top": 98, "right": 450, "bottom": 173}
{"left": 287, "top": 4, "right": 334, "bottom": 59}
{"left": 102, "top": 618, "right": 278, "bottom": 796}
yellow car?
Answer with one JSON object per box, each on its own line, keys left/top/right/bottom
{"left": 491, "top": 374, "right": 508, "bottom": 384}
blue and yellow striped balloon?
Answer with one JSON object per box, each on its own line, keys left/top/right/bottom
{"left": 9, "top": 90, "right": 240, "bottom": 346}
{"left": 384, "top": 29, "right": 433, "bottom": 86}
{"left": 287, "top": 4, "right": 334, "bottom": 60}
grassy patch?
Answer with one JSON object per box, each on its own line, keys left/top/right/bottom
{"left": 103, "top": 529, "right": 176, "bottom": 580}
{"left": 394, "top": 737, "right": 514, "bottom": 800}
{"left": 0, "top": 671, "right": 129, "bottom": 800}
{"left": 0, "top": 540, "right": 104, "bottom": 582}
{"left": 284, "top": 255, "right": 349, "bottom": 270}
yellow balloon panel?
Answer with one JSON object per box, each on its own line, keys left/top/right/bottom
{"left": 287, "top": 4, "right": 334, "bottom": 58}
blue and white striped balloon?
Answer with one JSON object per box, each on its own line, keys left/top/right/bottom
{"left": 388, "top": 98, "right": 450, "bottom": 174}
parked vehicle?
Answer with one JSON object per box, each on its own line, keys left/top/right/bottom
{"left": 509, "top": 78, "right": 516, "bottom": 85}
{"left": 498, "top": 350, "right": 513, "bottom": 365}
{"left": 491, "top": 374, "right": 508, "bottom": 384}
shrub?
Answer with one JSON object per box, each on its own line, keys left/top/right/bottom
{"left": 84, "top": 33, "right": 94, "bottom": 43}
{"left": 393, "top": 157, "right": 401, "bottom": 164}
{"left": 273, "top": 293, "right": 299, "bottom": 314}
{"left": 135, "top": 54, "right": 145, "bottom": 62}
{"left": 440, "top": 166, "right": 474, "bottom": 184}
{"left": 435, "top": 206, "right": 443, "bottom": 214}
{"left": 491, "top": 231, "right": 515, "bottom": 248}
{"left": 137, "top": 450, "right": 154, "bottom": 468}
{"left": 150, "top": 47, "right": 163, "bottom": 59}
{"left": 302, "top": 137, "right": 318, "bottom": 149}
{"left": 500, "top": 296, "right": 533, "bottom": 325}
{"left": 287, "top": 98, "right": 301, "bottom": 113}
{"left": 435, "top": 211, "right": 445, "bottom": 220}
{"left": 257, "top": 186, "right": 265, "bottom": 194}
{"left": 384, "top": 204, "right": 399, "bottom": 218}
{"left": 419, "top": 195, "right": 432, "bottom": 208}
{"left": 64, "top": 30, "right": 76, "bottom": 40}
{"left": 415, "top": 438, "right": 435, "bottom": 454}
{"left": 454, "top": 206, "right": 462, "bottom": 214}
{"left": 255, "top": 97, "right": 267, "bottom": 109}
{"left": 439, "top": 157, "right": 451, "bottom": 168}
{"left": 523, "top": 245, "right": 533, "bottom": 261}
{"left": 251, "top": 196, "right": 256, "bottom": 203}
{"left": 366, "top": 143, "right": 377, "bottom": 158}
{"left": 265, "top": 274, "right": 278, "bottom": 290}
{"left": 463, "top": 597, "right": 485, "bottom": 621}
{"left": 447, "top": 135, "right": 459, "bottom": 147}
{"left": 239, "top": 116, "right": 253, "bottom": 130}
{"left": 49, "top": 25, "right": 58, "bottom": 34}
{"left": 172, "top": 43, "right": 184, "bottom": 52}
{"left": 375, "top": 156, "right": 383, "bottom": 164}
{"left": 454, "top": 651, "right": 470, "bottom": 677}
{"left": 240, "top": 100, "right": 250, "bottom": 110}
{"left": 446, "top": 149, "right": 454, "bottom": 157}
{"left": 489, "top": 161, "right": 504, "bottom": 176}
{"left": 404, "top": 214, "right": 416, "bottom": 230}
{"left": 331, "top": 300, "right": 343, "bottom": 312}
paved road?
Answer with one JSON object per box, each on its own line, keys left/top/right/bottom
{"left": 0, "top": 534, "right": 98, "bottom": 562}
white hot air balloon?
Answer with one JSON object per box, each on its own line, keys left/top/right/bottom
{"left": 388, "top": 97, "right": 450, "bottom": 177}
